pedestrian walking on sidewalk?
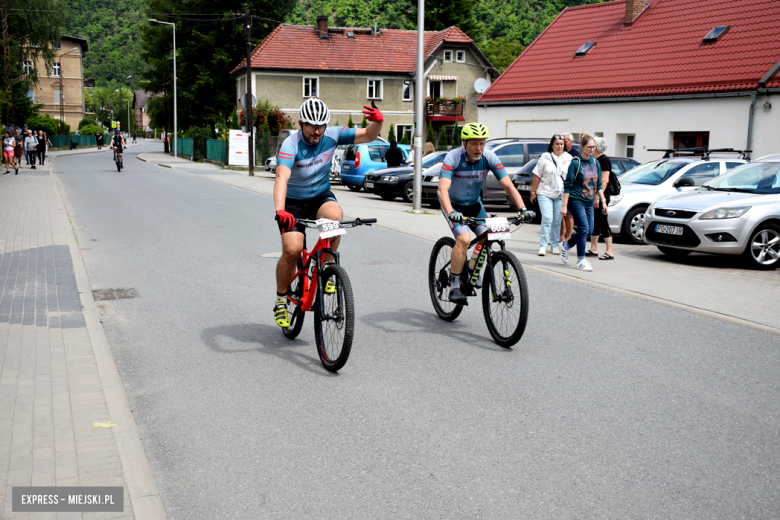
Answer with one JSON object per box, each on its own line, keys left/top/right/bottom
{"left": 24, "top": 131, "right": 39, "bottom": 170}
{"left": 37, "top": 130, "right": 50, "bottom": 165}
{"left": 559, "top": 134, "right": 606, "bottom": 272}
{"left": 13, "top": 128, "right": 24, "bottom": 165}
{"left": 560, "top": 132, "right": 579, "bottom": 245}
{"left": 531, "top": 134, "right": 572, "bottom": 255}
{"left": 385, "top": 139, "right": 404, "bottom": 168}
{"left": 3, "top": 131, "right": 18, "bottom": 174}
{"left": 587, "top": 136, "right": 615, "bottom": 260}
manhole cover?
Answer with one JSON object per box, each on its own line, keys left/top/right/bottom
{"left": 260, "top": 252, "right": 282, "bottom": 258}
{"left": 93, "top": 289, "right": 138, "bottom": 301}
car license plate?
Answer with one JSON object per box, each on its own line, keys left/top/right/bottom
{"left": 343, "top": 165, "right": 350, "bottom": 170}
{"left": 365, "top": 182, "right": 374, "bottom": 189}
{"left": 656, "top": 224, "right": 683, "bottom": 235}
{"left": 517, "top": 185, "right": 531, "bottom": 191}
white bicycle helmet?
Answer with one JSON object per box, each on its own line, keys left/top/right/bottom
{"left": 299, "top": 98, "right": 330, "bottom": 126}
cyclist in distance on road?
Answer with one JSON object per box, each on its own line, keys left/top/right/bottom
{"left": 273, "top": 97, "right": 384, "bottom": 328}
{"left": 110, "top": 128, "right": 126, "bottom": 165}
{"left": 438, "top": 122, "right": 535, "bottom": 304}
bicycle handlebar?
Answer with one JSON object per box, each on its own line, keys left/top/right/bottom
{"left": 463, "top": 214, "right": 526, "bottom": 225}
{"left": 296, "top": 217, "right": 377, "bottom": 228}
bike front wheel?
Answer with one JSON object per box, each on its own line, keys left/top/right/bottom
{"left": 428, "top": 237, "right": 463, "bottom": 321}
{"left": 314, "top": 263, "right": 354, "bottom": 372}
{"left": 116, "top": 159, "right": 121, "bottom": 172}
{"left": 282, "top": 266, "right": 306, "bottom": 340}
{"left": 481, "top": 250, "right": 529, "bottom": 347}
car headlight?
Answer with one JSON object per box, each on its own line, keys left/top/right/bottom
{"left": 381, "top": 176, "right": 392, "bottom": 181}
{"left": 431, "top": 176, "right": 440, "bottom": 184}
{"left": 699, "top": 206, "right": 751, "bottom": 220}
{"left": 608, "top": 195, "right": 624, "bottom": 207}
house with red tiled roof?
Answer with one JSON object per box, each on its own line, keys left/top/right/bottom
{"left": 231, "top": 18, "right": 497, "bottom": 144}
{"left": 477, "top": 0, "right": 780, "bottom": 162}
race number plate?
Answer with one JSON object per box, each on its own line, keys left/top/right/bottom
{"left": 486, "top": 217, "right": 511, "bottom": 240}
{"left": 316, "top": 218, "right": 346, "bottom": 239}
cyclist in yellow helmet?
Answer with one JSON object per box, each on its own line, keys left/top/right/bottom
{"left": 437, "top": 122, "right": 535, "bottom": 304}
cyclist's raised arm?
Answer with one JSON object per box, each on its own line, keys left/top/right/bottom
{"left": 353, "top": 103, "right": 384, "bottom": 144}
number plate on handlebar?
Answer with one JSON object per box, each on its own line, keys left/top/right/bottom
{"left": 486, "top": 217, "right": 511, "bottom": 240}
{"left": 315, "top": 218, "right": 346, "bottom": 239}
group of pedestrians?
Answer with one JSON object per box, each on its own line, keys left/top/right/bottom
{"left": 531, "top": 132, "right": 615, "bottom": 272}
{"left": 2, "top": 126, "right": 51, "bottom": 174}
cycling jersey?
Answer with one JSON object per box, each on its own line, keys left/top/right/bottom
{"left": 276, "top": 127, "right": 356, "bottom": 200}
{"left": 112, "top": 135, "right": 124, "bottom": 149}
{"left": 440, "top": 148, "right": 506, "bottom": 206}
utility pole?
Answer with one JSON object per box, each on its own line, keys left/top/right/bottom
{"left": 412, "top": 0, "right": 425, "bottom": 211}
{"left": 245, "top": 10, "right": 254, "bottom": 176}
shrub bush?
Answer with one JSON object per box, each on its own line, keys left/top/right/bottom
{"left": 78, "top": 116, "right": 97, "bottom": 130}
{"left": 24, "top": 114, "right": 60, "bottom": 135}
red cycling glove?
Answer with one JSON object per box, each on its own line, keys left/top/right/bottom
{"left": 362, "top": 100, "right": 384, "bottom": 123}
{"left": 275, "top": 209, "right": 295, "bottom": 231}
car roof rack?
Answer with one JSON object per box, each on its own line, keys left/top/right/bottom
{"left": 648, "top": 148, "right": 753, "bottom": 160}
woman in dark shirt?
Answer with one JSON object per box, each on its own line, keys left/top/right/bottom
{"left": 588, "top": 137, "right": 614, "bottom": 260}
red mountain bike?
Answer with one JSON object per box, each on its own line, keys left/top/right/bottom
{"left": 282, "top": 217, "right": 376, "bottom": 372}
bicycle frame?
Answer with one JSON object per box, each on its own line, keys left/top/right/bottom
{"left": 287, "top": 234, "right": 340, "bottom": 315}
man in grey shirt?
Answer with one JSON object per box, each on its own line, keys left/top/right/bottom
{"left": 24, "top": 131, "right": 39, "bottom": 170}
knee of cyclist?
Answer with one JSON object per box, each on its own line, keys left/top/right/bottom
{"left": 282, "top": 242, "right": 302, "bottom": 258}
{"left": 455, "top": 234, "right": 470, "bottom": 249}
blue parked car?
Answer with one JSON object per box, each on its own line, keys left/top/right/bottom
{"left": 340, "top": 141, "right": 411, "bottom": 191}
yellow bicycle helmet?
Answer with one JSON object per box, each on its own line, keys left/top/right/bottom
{"left": 461, "top": 122, "right": 490, "bottom": 140}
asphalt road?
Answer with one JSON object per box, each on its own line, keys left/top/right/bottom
{"left": 53, "top": 141, "right": 780, "bottom": 519}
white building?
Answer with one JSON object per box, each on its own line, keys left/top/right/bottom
{"left": 477, "top": 0, "right": 780, "bottom": 162}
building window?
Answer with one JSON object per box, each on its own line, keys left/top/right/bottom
{"left": 456, "top": 50, "right": 465, "bottom": 62}
{"left": 303, "top": 77, "right": 318, "bottom": 97}
{"left": 52, "top": 62, "right": 62, "bottom": 77}
{"left": 30, "top": 42, "right": 39, "bottom": 48}
{"left": 428, "top": 80, "right": 441, "bottom": 99}
{"left": 27, "top": 89, "right": 34, "bottom": 101}
{"left": 53, "top": 40, "right": 61, "bottom": 50}
{"left": 443, "top": 50, "right": 452, "bottom": 62}
{"left": 626, "top": 135, "right": 635, "bottom": 158}
{"left": 396, "top": 125, "right": 413, "bottom": 143}
{"left": 23, "top": 61, "right": 32, "bottom": 75}
{"left": 674, "top": 131, "right": 709, "bottom": 152}
{"left": 53, "top": 89, "right": 61, "bottom": 105}
{"left": 367, "top": 79, "right": 382, "bottom": 100}
{"left": 402, "top": 81, "right": 412, "bottom": 101}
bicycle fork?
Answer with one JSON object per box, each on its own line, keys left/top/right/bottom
{"left": 314, "top": 249, "right": 343, "bottom": 321}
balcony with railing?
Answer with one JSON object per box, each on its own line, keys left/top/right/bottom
{"left": 425, "top": 98, "right": 465, "bottom": 122}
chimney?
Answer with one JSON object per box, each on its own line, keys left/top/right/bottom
{"left": 625, "top": 0, "right": 650, "bottom": 24}
{"left": 316, "top": 16, "right": 329, "bottom": 39}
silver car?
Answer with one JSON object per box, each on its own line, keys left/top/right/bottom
{"left": 643, "top": 156, "right": 780, "bottom": 269}
{"left": 608, "top": 157, "right": 746, "bottom": 244}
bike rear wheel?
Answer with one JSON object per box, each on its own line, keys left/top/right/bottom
{"left": 314, "top": 263, "right": 354, "bottom": 372}
{"left": 116, "top": 158, "right": 121, "bottom": 172}
{"left": 481, "top": 250, "right": 529, "bottom": 347}
{"left": 428, "top": 237, "right": 464, "bottom": 321}
{"left": 282, "top": 264, "right": 306, "bottom": 339}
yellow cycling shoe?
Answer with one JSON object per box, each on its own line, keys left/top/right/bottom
{"left": 324, "top": 279, "right": 337, "bottom": 294}
{"left": 274, "top": 303, "right": 290, "bottom": 328}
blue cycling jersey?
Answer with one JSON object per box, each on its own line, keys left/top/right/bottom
{"left": 277, "top": 127, "right": 357, "bottom": 200}
{"left": 440, "top": 147, "right": 507, "bottom": 206}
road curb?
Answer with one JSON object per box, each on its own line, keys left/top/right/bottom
{"left": 48, "top": 158, "right": 168, "bottom": 519}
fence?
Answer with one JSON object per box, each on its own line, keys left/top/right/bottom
{"left": 49, "top": 135, "right": 97, "bottom": 148}
{"left": 176, "top": 137, "right": 194, "bottom": 157}
{"left": 206, "top": 139, "right": 227, "bottom": 163}
{"left": 169, "top": 134, "right": 281, "bottom": 167}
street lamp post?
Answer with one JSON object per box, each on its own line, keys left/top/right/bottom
{"left": 126, "top": 75, "right": 133, "bottom": 133}
{"left": 148, "top": 19, "right": 177, "bottom": 157}
{"left": 114, "top": 89, "right": 130, "bottom": 135}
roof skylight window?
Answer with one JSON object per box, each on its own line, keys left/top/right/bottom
{"left": 575, "top": 42, "right": 596, "bottom": 57}
{"left": 703, "top": 26, "right": 729, "bottom": 43}
{"left": 347, "top": 31, "right": 354, "bottom": 38}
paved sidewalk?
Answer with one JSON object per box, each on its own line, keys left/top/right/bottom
{"left": 137, "top": 151, "right": 780, "bottom": 334}
{"left": 0, "top": 157, "right": 165, "bottom": 518}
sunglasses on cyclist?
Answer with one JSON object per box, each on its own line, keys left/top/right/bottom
{"left": 304, "top": 123, "right": 326, "bottom": 132}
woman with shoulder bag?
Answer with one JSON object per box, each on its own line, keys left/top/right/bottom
{"left": 531, "top": 134, "right": 572, "bottom": 255}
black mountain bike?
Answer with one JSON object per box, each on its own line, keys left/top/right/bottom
{"left": 428, "top": 214, "right": 530, "bottom": 347}
{"left": 114, "top": 149, "right": 123, "bottom": 171}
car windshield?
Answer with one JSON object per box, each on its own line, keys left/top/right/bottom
{"left": 518, "top": 159, "right": 538, "bottom": 175}
{"left": 619, "top": 160, "right": 689, "bottom": 185}
{"left": 367, "top": 145, "right": 389, "bottom": 161}
{"left": 702, "top": 162, "right": 780, "bottom": 194}
{"left": 422, "top": 152, "right": 447, "bottom": 168}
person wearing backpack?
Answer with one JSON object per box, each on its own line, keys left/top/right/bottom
{"left": 587, "top": 137, "right": 615, "bottom": 260}
{"left": 559, "top": 135, "right": 606, "bottom": 272}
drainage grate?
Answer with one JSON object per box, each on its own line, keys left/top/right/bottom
{"left": 93, "top": 289, "right": 138, "bottom": 301}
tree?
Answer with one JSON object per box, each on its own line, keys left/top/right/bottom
{"left": 408, "top": 0, "right": 483, "bottom": 40}
{"left": 140, "top": 0, "right": 296, "bottom": 136}
{"left": 478, "top": 37, "right": 525, "bottom": 73}
{"left": 25, "top": 114, "right": 61, "bottom": 135}
{"left": 452, "top": 121, "right": 461, "bottom": 147}
{"left": 360, "top": 117, "right": 367, "bottom": 128}
{"left": 426, "top": 124, "right": 434, "bottom": 145}
{"left": 387, "top": 125, "right": 396, "bottom": 142}
{"left": 437, "top": 126, "right": 448, "bottom": 150}
{"left": 399, "top": 132, "right": 408, "bottom": 145}
{"left": 1, "top": 0, "right": 66, "bottom": 126}
{"left": 347, "top": 115, "right": 354, "bottom": 128}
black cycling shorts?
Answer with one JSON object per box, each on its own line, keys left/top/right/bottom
{"left": 278, "top": 190, "right": 338, "bottom": 235}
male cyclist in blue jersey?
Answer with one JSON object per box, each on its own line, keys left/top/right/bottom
{"left": 273, "top": 98, "right": 384, "bottom": 328}
{"left": 438, "top": 122, "right": 536, "bottom": 305}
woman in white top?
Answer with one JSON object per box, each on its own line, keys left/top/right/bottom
{"left": 3, "top": 131, "right": 18, "bottom": 174}
{"left": 530, "top": 134, "right": 572, "bottom": 255}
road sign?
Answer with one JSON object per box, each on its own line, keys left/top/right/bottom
{"left": 240, "top": 93, "right": 256, "bottom": 109}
